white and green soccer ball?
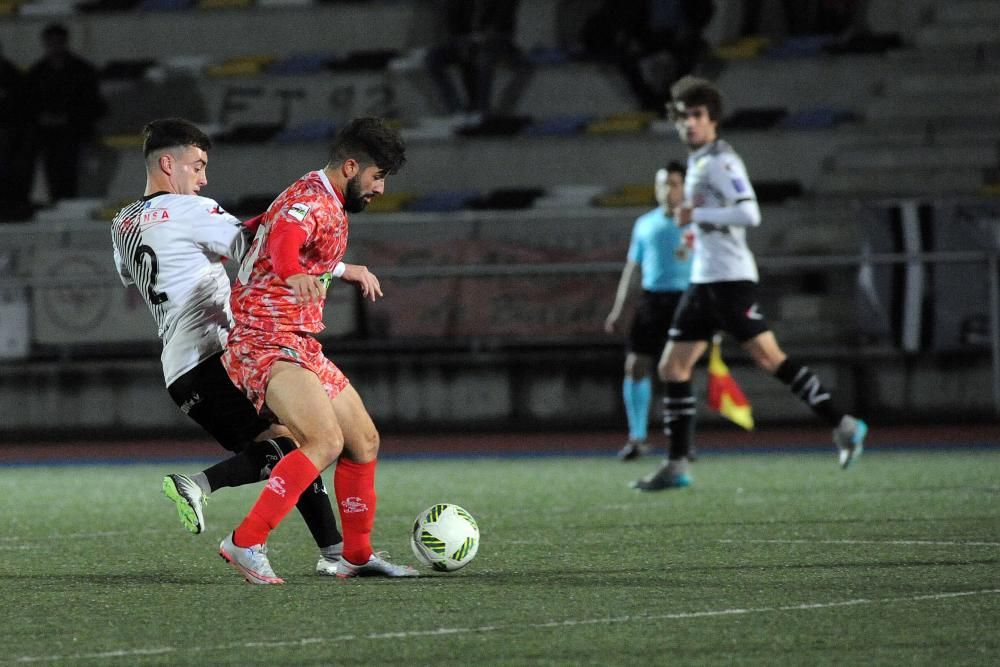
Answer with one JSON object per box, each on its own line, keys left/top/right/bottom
{"left": 410, "top": 503, "right": 480, "bottom": 572}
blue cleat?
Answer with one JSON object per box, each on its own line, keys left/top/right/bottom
{"left": 630, "top": 462, "right": 693, "bottom": 491}
{"left": 834, "top": 415, "right": 867, "bottom": 469}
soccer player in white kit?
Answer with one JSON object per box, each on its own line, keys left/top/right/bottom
{"left": 632, "top": 77, "right": 868, "bottom": 491}
{"left": 111, "top": 118, "right": 347, "bottom": 572}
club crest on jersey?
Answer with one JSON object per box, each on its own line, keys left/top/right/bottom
{"left": 287, "top": 202, "right": 311, "bottom": 221}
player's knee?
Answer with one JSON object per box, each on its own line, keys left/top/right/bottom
{"left": 658, "top": 359, "right": 688, "bottom": 383}
{"left": 294, "top": 429, "right": 344, "bottom": 467}
{"left": 627, "top": 354, "right": 651, "bottom": 379}
{"left": 352, "top": 428, "right": 380, "bottom": 463}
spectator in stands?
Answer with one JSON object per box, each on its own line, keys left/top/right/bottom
{"left": 631, "top": 76, "right": 868, "bottom": 491}
{"left": 0, "top": 43, "right": 32, "bottom": 221}
{"left": 424, "top": 0, "right": 527, "bottom": 123}
{"left": 605, "top": 161, "right": 692, "bottom": 460}
{"left": 26, "top": 23, "right": 107, "bottom": 203}
{"left": 581, "top": 0, "right": 715, "bottom": 112}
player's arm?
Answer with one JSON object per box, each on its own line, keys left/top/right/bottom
{"left": 112, "top": 244, "right": 134, "bottom": 287}
{"left": 270, "top": 221, "right": 326, "bottom": 304}
{"left": 605, "top": 260, "right": 640, "bottom": 335}
{"left": 190, "top": 198, "right": 259, "bottom": 261}
{"left": 690, "top": 156, "right": 761, "bottom": 227}
{"left": 606, "top": 221, "right": 644, "bottom": 333}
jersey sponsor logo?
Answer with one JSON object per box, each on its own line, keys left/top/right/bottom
{"left": 209, "top": 204, "right": 227, "bottom": 216}
{"left": 179, "top": 392, "right": 202, "bottom": 415}
{"left": 141, "top": 208, "right": 170, "bottom": 224}
{"left": 287, "top": 202, "right": 311, "bottom": 221}
{"left": 731, "top": 178, "right": 746, "bottom": 193}
{"left": 340, "top": 496, "right": 368, "bottom": 513}
{"left": 745, "top": 303, "right": 763, "bottom": 320}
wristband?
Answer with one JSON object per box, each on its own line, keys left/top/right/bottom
{"left": 331, "top": 261, "right": 346, "bottom": 278}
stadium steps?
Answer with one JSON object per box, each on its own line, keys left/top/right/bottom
{"left": 815, "top": 166, "right": 987, "bottom": 198}
{"left": 0, "top": 2, "right": 434, "bottom": 64}
{"left": 831, "top": 142, "right": 999, "bottom": 171}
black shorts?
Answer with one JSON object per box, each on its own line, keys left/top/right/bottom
{"left": 669, "top": 281, "right": 771, "bottom": 343}
{"left": 166, "top": 352, "right": 272, "bottom": 453}
{"left": 627, "top": 290, "right": 684, "bottom": 357}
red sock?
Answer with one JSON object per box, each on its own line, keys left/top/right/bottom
{"left": 233, "top": 449, "right": 319, "bottom": 547}
{"left": 334, "top": 458, "right": 377, "bottom": 564}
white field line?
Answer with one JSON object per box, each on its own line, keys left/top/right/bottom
{"left": 0, "top": 530, "right": 161, "bottom": 550}
{"left": 720, "top": 538, "right": 1000, "bottom": 547}
{"left": 10, "top": 589, "right": 1000, "bottom": 664}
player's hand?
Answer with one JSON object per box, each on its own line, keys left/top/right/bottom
{"left": 286, "top": 273, "right": 326, "bottom": 304}
{"left": 604, "top": 312, "right": 623, "bottom": 335}
{"left": 341, "top": 263, "right": 383, "bottom": 302}
{"left": 676, "top": 205, "right": 694, "bottom": 227}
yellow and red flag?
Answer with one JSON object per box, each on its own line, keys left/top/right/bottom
{"left": 707, "top": 336, "right": 754, "bottom": 430}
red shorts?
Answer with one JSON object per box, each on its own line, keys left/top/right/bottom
{"left": 222, "top": 327, "right": 349, "bottom": 416}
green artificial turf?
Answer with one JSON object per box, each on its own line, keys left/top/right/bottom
{"left": 2, "top": 451, "right": 998, "bottom": 665}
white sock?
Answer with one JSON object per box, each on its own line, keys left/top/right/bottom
{"left": 191, "top": 472, "right": 211, "bottom": 496}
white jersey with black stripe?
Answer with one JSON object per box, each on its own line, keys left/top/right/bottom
{"left": 685, "top": 139, "right": 759, "bottom": 283}
{"left": 110, "top": 193, "right": 251, "bottom": 386}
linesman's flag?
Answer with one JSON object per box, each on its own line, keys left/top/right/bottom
{"left": 707, "top": 336, "right": 754, "bottom": 430}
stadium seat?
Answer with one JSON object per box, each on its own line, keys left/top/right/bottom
{"left": 722, "top": 108, "right": 788, "bottom": 131}
{"left": 275, "top": 120, "right": 337, "bottom": 144}
{"left": 100, "top": 59, "right": 157, "bottom": 80}
{"left": 521, "top": 115, "right": 594, "bottom": 137}
{"left": 594, "top": 184, "right": 655, "bottom": 208}
{"left": 138, "top": 0, "right": 193, "bottom": 10}
{"left": 267, "top": 53, "right": 334, "bottom": 76}
{"left": 408, "top": 191, "right": 480, "bottom": 213}
{"left": 469, "top": 188, "right": 545, "bottom": 210}
{"left": 779, "top": 108, "right": 860, "bottom": 130}
{"left": 585, "top": 112, "right": 656, "bottom": 135}
{"left": 457, "top": 116, "right": 532, "bottom": 137}
{"left": 214, "top": 123, "right": 284, "bottom": 144}
{"left": 205, "top": 55, "right": 276, "bottom": 78}
{"left": 765, "top": 36, "right": 834, "bottom": 59}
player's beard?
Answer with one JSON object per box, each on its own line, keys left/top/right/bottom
{"left": 344, "top": 175, "right": 368, "bottom": 213}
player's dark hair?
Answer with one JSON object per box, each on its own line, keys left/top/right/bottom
{"left": 142, "top": 118, "right": 212, "bottom": 158}
{"left": 668, "top": 76, "right": 724, "bottom": 122}
{"left": 328, "top": 117, "right": 406, "bottom": 175}
{"left": 666, "top": 160, "right": 686, "bottom": 177}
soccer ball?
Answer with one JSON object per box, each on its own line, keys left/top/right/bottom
{"left": 410, "top": 503, "right": 480, "bottom": 572}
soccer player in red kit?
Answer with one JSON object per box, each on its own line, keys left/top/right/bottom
{"left": 219, "top": 117, "right": 417, "bottom": 583}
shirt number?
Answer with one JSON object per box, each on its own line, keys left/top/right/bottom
{"left": 134, "top": 245, "right": 168, "bottom": 305}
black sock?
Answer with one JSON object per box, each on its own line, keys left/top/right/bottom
{"left": 664, "top": 381, "right": 696, "bottom": 460}
{"left": 201, "top": 438, "right": 286, "bottom": 492}
{"left": 774, "top": 358, "right": 843, "bottom": 427}
{"left": 295, "top": 475, "right": 343, "bottom": 550}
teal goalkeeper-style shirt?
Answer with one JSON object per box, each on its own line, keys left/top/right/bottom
{"left": 626, "top": 207, "right": 693, "bottom": 292}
